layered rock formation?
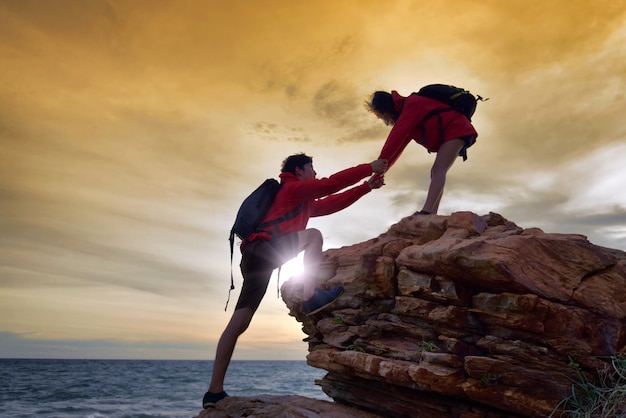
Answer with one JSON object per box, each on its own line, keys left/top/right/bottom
{"left": 198, "top": 212, "right": 626, "bottom": 418}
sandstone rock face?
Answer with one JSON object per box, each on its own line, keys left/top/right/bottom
{"left": 280, "top": 212, "right": 626, "bottom": 418}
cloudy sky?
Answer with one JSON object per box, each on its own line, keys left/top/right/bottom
{"left": 1, "top": 0, "right": 625, "bottom": 361}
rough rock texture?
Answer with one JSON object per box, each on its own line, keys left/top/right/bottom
{"left": 275, "top": 212, "right": 626, "bottom": 418}
{"left": 194, "top": 395, "right": 385, "bottom": 418}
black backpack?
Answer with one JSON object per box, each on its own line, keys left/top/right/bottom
{"left": 416, "top": 84, "right": 485, "bottom": 121}
{"left": 226, "top": 178, "right": 303, "bottom": 309}
{"left": 415, "top": 84, "right": 488, "bottom": 161}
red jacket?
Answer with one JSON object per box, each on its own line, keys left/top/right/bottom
{"left": 377, "top": 91, "right": 478, "bottom": 169}
{"left": 246, "top": 163, "right": 373, "bottom": 245}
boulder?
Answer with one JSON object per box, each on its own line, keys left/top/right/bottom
{"left": 278, "top": 212, "right": 626, "bottom": 418}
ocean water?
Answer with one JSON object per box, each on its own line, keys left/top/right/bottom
{"left": 0, "top": 359, "right": 331, "bottom": 418}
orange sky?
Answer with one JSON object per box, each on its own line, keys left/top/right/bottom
{"left": 1, "top": 0, "right": 626, "bottom": 360}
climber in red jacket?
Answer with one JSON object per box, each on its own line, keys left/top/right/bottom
{"left": 202, "top": 153, "right": 387, "bottom": 408}
{"left": 366, "top": 90, "right": 478, "bottom": 215}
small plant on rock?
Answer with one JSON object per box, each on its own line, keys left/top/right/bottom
{"left": 551, "top": 354, "right": 626, "bottom": 417}
{"left": 346, "top": 344, "right": 366, "bottom": 353}
{"left": 419, "top": 340, "right": 438, "bottom": 352}
{"left": 331, "top": 316, "right": 344, "bottom": 325}
{"left": 480, "top": 374, "right": 501, "bottom": 384}
{"left": 567, "top": 355, "right": 581, "bottom": 372}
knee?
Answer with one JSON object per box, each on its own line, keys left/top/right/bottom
{"left": 310, "top": 228, "right": 322, "bottom": 240}
{"left": 429, "top": 166, "right": 439, "bottom": 180}
{"left": 228, "top": 307, "right": 255, "bottom": 335}
{"left": 431, "top": 163, "right": 451, "bottom": 179}
{"left": 309, "top": 228, "right": 323, "bottom": 246}
{"left": 302, "top": 228, "right": 323, "bottom": 248}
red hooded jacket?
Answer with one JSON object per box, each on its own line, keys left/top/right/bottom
{"left": 377, "top": 91, "right": 478, "bottom": 169}
{"left": 245, "top": 163, "right": 373, "bottom": 245}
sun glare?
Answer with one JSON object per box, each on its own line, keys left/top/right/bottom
{"left": 277, "top": 253, "right": 305, "bottom": 283}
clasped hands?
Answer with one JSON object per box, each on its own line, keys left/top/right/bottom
{"left": 368, "top": 159, "right": 388, "bottom": 189}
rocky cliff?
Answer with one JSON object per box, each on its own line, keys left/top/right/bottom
{"left": 197, "top": 212, "right": 626, "bottom": 418}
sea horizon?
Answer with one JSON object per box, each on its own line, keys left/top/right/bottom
{"left": 1, "top": 358, "right": 330, "bottom": 418}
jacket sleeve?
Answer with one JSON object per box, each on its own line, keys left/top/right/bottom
{"left": 286, "top": 163, "right": 373, "bottom": 201}
{"left": 310, "top": 182, "right": 371, "bottom": 217}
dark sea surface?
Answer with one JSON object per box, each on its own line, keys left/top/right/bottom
{"left": 0, "top": 359, "right": 330, "bottom": 418}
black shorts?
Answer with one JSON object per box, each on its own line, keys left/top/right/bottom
{"left": 235, "top": 232, "right": 300, "bottom": 311}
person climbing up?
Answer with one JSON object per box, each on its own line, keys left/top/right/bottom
{"left": 366, "top": 87, "right": 479, "bottom": 215}
{"left": 202, "top": 153, "right": 387, "bottom": 408}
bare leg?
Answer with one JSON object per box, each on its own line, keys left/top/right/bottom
{"left": 208, "top": 230, "right": 322, "bottom": 392}
{"left": 421, "top": 139, "right": 464, "bottom": 214}
{"left": 208, "top": 306, "right": 254, "bottom": 393}
{"left": 296, "top": 228, "right": 323, "bottom": 300}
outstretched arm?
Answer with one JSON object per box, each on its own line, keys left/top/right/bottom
{"left": 311, "top": 160, "right": 387, "bottom": 217}
{"left": 377, "top": 129, "right": 413, "bottom": 170}
{"left": 376, "top": 96, "right": 428, "bottom": 170}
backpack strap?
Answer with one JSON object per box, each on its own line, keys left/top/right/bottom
{"left": 419, "top": 107, "right": 469, "bottom": 161}
{"left": 257, "top": 202, "right": 305, "bottom": 232}
{"left": 226, "top": 229, "right": 237, "bottom": 311}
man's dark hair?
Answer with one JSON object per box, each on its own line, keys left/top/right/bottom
{"left": 281, "top": 153, "right": 313, "bottom": 174}
{"left": 368, "top": 91, "right": 400, "bottom": 121}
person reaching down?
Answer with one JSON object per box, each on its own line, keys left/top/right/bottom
{"left": 366, "top": 89, "right": 478, "bottom": 215}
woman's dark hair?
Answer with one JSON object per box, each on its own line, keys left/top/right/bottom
{"left": 365, "top": 91, "right": 400, "bottom": 121}
{"left": 281, "top": 153, "right": 313, "bottom": 174}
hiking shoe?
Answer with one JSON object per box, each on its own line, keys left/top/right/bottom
{"left": 302, "top": 286, "right": 344, "bottom": 315}
{"left": 202, "top": 391, "right": 229, "bottom": 408}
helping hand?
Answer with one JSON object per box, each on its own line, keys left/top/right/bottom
{"left": 368, "top": 174, "right": 385, "bottom": 189}
{"left": 370, "top": 159, "right": 388, "bottom": 174}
